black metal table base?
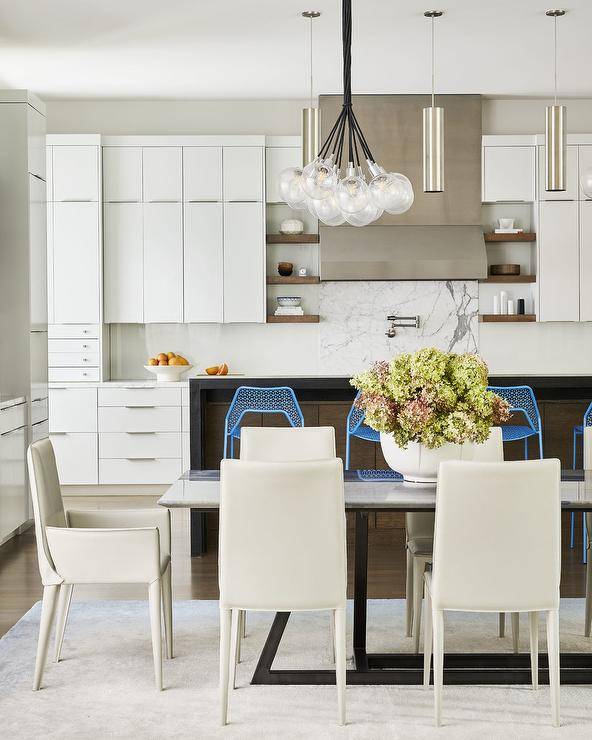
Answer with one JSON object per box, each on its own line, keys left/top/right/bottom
{"left": 250, "top": 512, "right": 592, "bottom": 686}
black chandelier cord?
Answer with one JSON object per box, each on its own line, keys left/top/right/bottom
{"left": 314, "top": 0, "right": 375, "bottom": 173}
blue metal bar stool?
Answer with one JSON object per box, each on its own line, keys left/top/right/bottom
{"left": 345, "top": 391, "right": 381, "bottom": 470}
{"left": 487, "top": 385, "right": 543, "bottom": 460}
{"left": 571, "top": 401, "right": 592, "bottom": 561}
{"left": 223, "top": 386, "right": 304, "bottom": 459}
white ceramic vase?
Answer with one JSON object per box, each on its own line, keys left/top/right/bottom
{"left": 379, "top": 433, "right": 476, "bottom": 483}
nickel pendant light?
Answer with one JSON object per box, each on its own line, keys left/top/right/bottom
{"left": 545, "top": 9, "right": 566, "bottom": 192}
{"left": 301, "top": 11, "right": 320, "bottom": 168}
{"left": 423, "top": 10, "right": 444, "bottom": 193}
{"left": 278, "top": 0, "right": 414, "bottom": 226}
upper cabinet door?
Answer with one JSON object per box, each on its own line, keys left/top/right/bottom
{"left": 52, "top": 145, "right": 99, "bottom": 202}
{"left": 538, "top": 145, "right": 579, "bottom": 200}
{"left": 143, "top": 203, "right": 183, "bottom": 322}
{"left": 52, "top": 202, "right": 100, "bottom": 324}
{"left": 184, "top": 203, "right": 224, "bottom": 322}
{"left": 29, "top": 175, "right": 47, "bottom": 329}
{"left": 580, "top": 200, "right": 592, "bottom": 321}
{"left": 265, "top": 147, "right": 301, "bottom": 203}
{"left": 223, "top": 202, "right": 264, "bottom": 323}
{"left": 183, "top": 147, "right": 222, "bottom": 201}
{"left": 223, "top": 147, "right": 264, "bottom": 202}
{"left": 579, "top": 145, "right": 592, "bottom": 200}
{"left": 481, "top": 146, "right": 535, "bottom": 202}
{"left": 104, "top": 203, "right": 144, "bottom": 323}
{"left": 538, "top": 200, "right": 579, "bottom": 322}
{"left": 142, "top": 147, "right": 182, "bottom": 202}
{"left": 103, "top": 146, "right": 142, "bottom": 202}
{"left": 27, "top": 106, "right": 46, "bottom": 180}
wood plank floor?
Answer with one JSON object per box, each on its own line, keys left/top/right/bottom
{"left": 0, "top": 497, "right": 587, "bottom": 638}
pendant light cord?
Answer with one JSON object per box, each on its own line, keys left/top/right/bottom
{"left": 309, "top": 15, "right": 314, "bottom": 108}
{"left": 554, "top": 14, "right": 558, "bottom": 106}
{"left": 431, "top": 14, "right": 435, "bottom": 108}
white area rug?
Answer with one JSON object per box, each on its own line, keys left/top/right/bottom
{"left": 1, "top": 599, "right": 592, "bottom": 738}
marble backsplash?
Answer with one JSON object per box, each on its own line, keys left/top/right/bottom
{"left": 319, "top": 280, "right": 478, "bottom": 375}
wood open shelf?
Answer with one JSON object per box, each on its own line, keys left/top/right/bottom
{"left": 479, "top": 275, "right": 536, "bottom": 284}
{"left": 266, "top": 233, "right": 319, "bottom": 244}
{"left": 484, "top": 232, "right": 536, "bottom": 242}
{"left": 266, "top": 276, "right": 320, "bottom": 285}
{"left": 480, "top": 314, "right": 536, "bottom": 323}
{"left": 267, "top": 314, "right": 320, "bottom": 323}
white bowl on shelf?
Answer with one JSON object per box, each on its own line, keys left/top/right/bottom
{"left": 144, "top": 364, "right": 193, "bottom": 382}
{"left": 277, "top": 296, "right": 302, "bottom": 307}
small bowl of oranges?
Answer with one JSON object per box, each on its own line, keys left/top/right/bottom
{"left": 144, "top": 352, "right": 192, "bottom": 382}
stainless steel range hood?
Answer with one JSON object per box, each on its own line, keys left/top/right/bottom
{"left": 319, "top": 94, "right": 487, "bottom": 280}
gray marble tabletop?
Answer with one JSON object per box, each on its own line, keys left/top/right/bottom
{"left": 158, "top": 469, "right": 592, "bottom": 512}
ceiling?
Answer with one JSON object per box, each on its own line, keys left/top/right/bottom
{"left": 1, "top": 0, "right": 592, "bottom": 100}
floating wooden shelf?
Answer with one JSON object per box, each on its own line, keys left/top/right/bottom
{"left": 266, "top": 233, "right": 319, "bottom": 244}
{"left": 267, "top": 315, "right": 320, "bottom": 323}
{"left": 480, "top": 314, "right": 536, "bottom": 323}
{"left": 480, "top": 275, "right": 536, "bottom": 284}
{"left": 484, "top": 232, "right": 536, "bottom": 242}
{"left": 266, "top": 276, "right": 320, "bottom": 285}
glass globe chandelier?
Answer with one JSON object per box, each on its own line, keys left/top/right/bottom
{"left": 279, "top": 0, "right": 414, "bottom": 226}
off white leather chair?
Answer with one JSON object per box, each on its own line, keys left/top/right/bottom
{"left": 423, "top": 459, "right": 561, "bottom": 727}
{"left": 27, "top": 439, "right": 172, "bottom": 691}
{"left": 406, "top": 428, "right": 518, "bottom": 652}
{"left": 219, "top": 458, "right": 347, "bottom": 726}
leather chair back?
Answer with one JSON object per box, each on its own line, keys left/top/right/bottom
{"left": 219, "top": 459, "right": 347, "bottom": 611}
{"left": 432, "top": 458, "right": 561, "bottom": 612}
{"left": 240, "top": 426, "right": 336, "bottom": 461}
{"left": 27, "top": 439, "right": 67, "bottom": 585}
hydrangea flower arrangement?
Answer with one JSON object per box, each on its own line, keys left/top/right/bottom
{"left": 350, "top": 348, "right": 510, "bottom": 450}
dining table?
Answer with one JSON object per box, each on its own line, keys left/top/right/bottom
{"left": 158, "top": 468, "right": 592, "bottom": 686}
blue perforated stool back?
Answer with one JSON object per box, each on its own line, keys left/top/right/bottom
{"left": 345, "top": 391, "right": 382, "bottom": 470}
{"left": 487, "top": 385, "right": 543, "bottom": 460}
{"left": 570, "top": 401, "right": 592, "bottom": 560}
{"left": 223, "top": 386, "right": 304, "bottom": 458}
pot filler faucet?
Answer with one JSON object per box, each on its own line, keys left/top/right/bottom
{"left": 385, "top": 314, "right": 420, "bottom": 338}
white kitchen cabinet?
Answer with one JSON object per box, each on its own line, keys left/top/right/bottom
{"left": 104, "top": 203, "right": 143, "bottom": 323}
{"left": 184, "top": 202, "right": 224, "bottom": 322}
{"left": 49, "top": 367, "right": 100, "bottom": 383}
{"left": 538, "top": 201, "right": 579, "bottom": 321}
{"left": 183, "top": 147, "right": 222, "bottom": 202}
{"left": 538, "top": 145, "right": 579, "bottom": 200}
{"left": 51, "top": 145, "right": 99, "bottom": 202}
{"left": 99, "top": 458, "right": 181, "bottom": 485}
{"left": 0, "top": 423, "right": 27, "bottom": 542}
{"left": 29, "top": 175, "right": 47, "bottom": 329}
{"left": 143, "top": 203, "right": 183, "bottom": 323}
{"left": 223, "top": 147, "right": 264, "bottom": 202}
{"left": 481, "top": 146, "right": 536, "bottom": 202}
{"left": 98, "top": 386, "right": 181, "bottom": 407}
{"left": 52, "top": 202, "right": 100, "bottom": 324}
{"left": 30, "top": 330, "right": 48, "bottom": 403}
{"left": 266, "top": 147, "right": 300, "bottom": 203}
{"left": 50, "top": 433, "right": 98, "bottom": 485}
{"left": 27, "top": 106, "right": 46, "bottom": 180}
{"left": 223, "top": 202, "right": 265, "bottom": 322}
{"left": 579, "top": 146, "right": 592, "bottom": 200}
{"left": 103, "top": 146, "right": 142, "bottom": 202}
{"left": 49, "top": 387, "right": 97, "bottom": 432}
{"left": 48, "top": 324, "right": 99, "bottom": 339}
{"left": 98, "top": 406, "right": 181, "bottom": 433}
{"left": 142, "top": 147, "right": 182, "bottom": 202}
{"left": 580, "top": 200, "right": 592, "bottom": 321}
{"left": 99, "top": 432, "right": 181, "bottom": 459}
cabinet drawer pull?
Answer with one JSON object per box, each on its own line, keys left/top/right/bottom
{"left": 124, "top": 405, "right": 156, "bottom": 409}
{"left": 126, "top": 457, "right": 157, "bottom": 461}
{"left": 50, "top": 431, "right": 67, "bottom": 435}
{"left": 127, "top": 431, "right": 156, "bottom": 435}
{"left": 60, "top": 198, "right": 93, "bottom": 202}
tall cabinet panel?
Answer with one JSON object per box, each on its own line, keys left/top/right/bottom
{"left": 184, "top": 202, "right": 224, "bottom": 322}
{"left": 104, "top": 203, "right": 143, "bottom": 323}
{"left": 0, "top": 420, "right": 27, "bottom": 542}
{"left": 580, "top": 200, "right": 592, "bottom": 321}
{"left": 223, "top": 147, "right": 264, "bottom": 202}
{"left": 538, "top": 201, "right": 579, "bottom": 322}
{"left": 103, "top": 146, "right": 142, "bottom": 202}
{"left": 52, "top": 145, "right": 99, "bottom": 202}
{"left": 143, "top": 203, "right": 183, "bottom": 323}
{"left": 224, "top": 202, "right": 265, "bottom": 323}
{"left": 184, "top": 147, "right": 222, "bottom": 202}
{"left": 143, "top": 147, "right": 182, "bottom": 202}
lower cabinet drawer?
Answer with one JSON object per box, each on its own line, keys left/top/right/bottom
{"left": 0, "top": 402, "right": 27, "bottom": 435}
{"left": 99, "top": 458, "right": 182, "bottom": 485}
{"left": 49, "top": 352, "right": 100, "bottom": 367}
{"left": 48, "top": 324, "right": 99, "bottom": 339}
{"left": 99, "top": 432, "right": 181, "bottom": 459}
{"left": 182, "top": 432, "right": 190, "bottom": 472}
{"left": 49, "top": 367, "right": 100, "bottom": 383}
{"left": 98, "top": 406, "right": 181, "bottom": 433}
{"left": 31, "top": 420, "right": 49, "bottom": 443}
{"left": 31, "top": 398, "right": 48, "bottom": 425}
{"left": 48, "top": 339, "right": 99, "bottom": 354}
{"left": 50, "top": 433, "right": 98, "bottom": 485}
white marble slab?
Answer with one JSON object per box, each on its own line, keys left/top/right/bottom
{"left": 319, "top": 280, "right": 478, "bottom": 374}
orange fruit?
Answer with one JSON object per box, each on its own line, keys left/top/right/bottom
{"left": 217, "top": 363, "right": 228, "bottom": 376}
{"left": 157, "top": 353, "right": 168, "bottom": 363}
{"left": 177, "top": 355, "right": 189, "bottom": 365}
{"left": 148, "top": 358, "right": 158, "bottom": 366}
{"left": 169, "top": 356, "right": 182, "bottom": 365}
{"left": 205, "top": 365, "right": 219, "bottom": 375}
{"left": 158, "top": 359, "right": 168, "bottom": 366}
{"left": 167, "top": 352, "right": 176, "bottom": 360}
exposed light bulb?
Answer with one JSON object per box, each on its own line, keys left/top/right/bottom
{"left": 383, "top": 174, "right": 414, "bottom": 215}
{"left": 344, "top": 200, "right": 383, "bottom": 226}
{"left": 314, "top": 193, "right": 346, "bottom": 225}
{"left": 581, "top": 167, "right": 592, "bottom": 199}
{"left": 336, "top": 165, "right": 370, "bottom": 214}
{"left": 278, "top": 166, "right": 306, "bottom": 209}
{"left": 302, "top": 156, "right": 337, "bottom": 200}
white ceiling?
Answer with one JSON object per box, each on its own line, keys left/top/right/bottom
{"left": 1, "top": 0, "right": 592, "bottom": 100}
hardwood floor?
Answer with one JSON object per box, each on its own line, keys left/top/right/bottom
{"left": 0, "top": 498, "right": 587, "bottom": 638}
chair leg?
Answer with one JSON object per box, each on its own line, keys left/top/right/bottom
{"left": 585, "top": 543, "right": 592, "bottom": 637}
{"left": 529, "top": 611, "right": 539, "bottom": 690}
{"left": 412, "top": 558, "right": 425, "bottom": 654}
{"left": 230, "top": 609, "right": 240, "bottom": 690}
{"left": 161, "top": 564, "right": 173, "bottom": 659}
{"left": 54, "top": 583, "right": 73, "bottom": 663}
{"left": 405, "top": 548, "right": 413, "bottom": 638}
{"left": 329, "top": 609, "right": 336, "bottom": 663}
{"left": 583, "top": 515, "right": 588, "bottom": 565}
{"left": 423, "top": 587, "right": 433, "bottom": 688}
{"left": 511, "top": 612, "right": 520, "bottom": 654}
{"left": 570, "top": 512, "right": 576, "bottom": 550}
{"left": 546, "top": 609, "right": 561, "bottom": 727}
{"left": 220, "top": 607, "right": 232, "bottom": 726}
{"left": 242, "top": 609, "right": 247, "bottom": 638}
{"left": 148, "top": 579, "right": 163, "bottom": 691}
{"left": 498, "top": 612, "right": 505, "bottom": 638}
{"left": 334, "top": 608, "right": 346, "bottom": 726}
{"left": 33, "top": 584, "right": 59, "bottom": 691}
{"left": 433, "top": 609, "right": 444, "bottom": 727}
{"left": 524, "top": 437, "right": 528, "bottom": 460}
{"left": 573, "top": 427, "right": 578, "bottom": 470}
{"left": 236, "top": 610, "right": 244, "bottom": 663}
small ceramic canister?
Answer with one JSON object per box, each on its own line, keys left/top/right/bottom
{"left": 280, "top": 219, "right": 304, "bottom": 235}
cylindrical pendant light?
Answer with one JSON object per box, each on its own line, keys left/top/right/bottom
{"left": 545, "top": 9, "right": 566, "bottom": 192}
{"left": 423, "top": 10, "right": 444, "bottom": 193}
{"left": 301, "top": 11, "right": 321, "bottom": 167}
